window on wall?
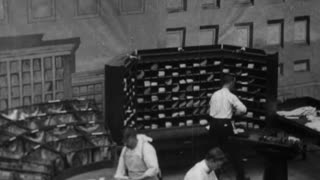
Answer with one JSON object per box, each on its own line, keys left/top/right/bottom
{"left": 0, "top": 0, "right": 8, "bottom": 23}
{"left": 294, "top": 16, "right": 310, "bottom": 44}
{"left": 75, "top": 0, "right": 100, "bottom": 18}
{"left": 166, "top": 28, "right": 186, "bottom": 48}
{"left": 267, "top": 19, "right": 284, "bottom": 47}
{"left": 234, "top": 23, "right": 253, "bottom": 48}
{"left": 10, "top": 61, "right": 21, "bottom": 107}
{"left": 0, "top": 55, "right": 68, "bottom": 110}
{"left": 294, "top": 60, "right": 310, "bottom": 72}
{"left": 237, "top": 0, "right": 254, "bottom": 5}
{"left": 201, "top": 0, "right": 220, "bottom": 9}
{"left": 28, "top": 0, "right": 55, "bottom": 22}
{"left": 72, "top": 83, "right": 103, "bottom": 110}
{"left": 120, "top": 0, "right": 145, "bottom": 15}
{"left": 0, "top": 62, "right": 8, "bottom": 110}
{"left": 167, "top": 0, "right": 187, "bottom": 13}
{"left": 278, "top": 63, "right": 284, "bottom": 76}
{"left": 199, "top": 25, "right": 219, "bottom": 45}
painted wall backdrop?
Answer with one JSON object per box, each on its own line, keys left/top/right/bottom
{"left": 0, "top": 0, "right": 320, "bottom": 99}
{"left": 0, "top": 0, "right": 165, "bottom": 71}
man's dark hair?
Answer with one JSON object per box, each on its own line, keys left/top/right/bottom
{"left": 205, "top": 147, "right": 226, "bottom": 162}
{"left": 122, "top": 126, "right": 137, "bottom": 141}
{"left": 222, "top": 73, "right": 235, "bottom": 86}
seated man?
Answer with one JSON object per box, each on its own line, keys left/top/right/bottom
{"left": 184, "top": 147, "right": 227, "bottom": 180}
{"left": 114, "top": 127, "right": 160, "bottom": 180}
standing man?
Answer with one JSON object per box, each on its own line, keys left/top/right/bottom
{"left": 209, "top": 74, "right": 248, "bottom": 180}
{"left": 114, "top": 127, "right": 160, "bottom": 180}
{"left": 184, "top": 147, "right": 227, "bottom": 180}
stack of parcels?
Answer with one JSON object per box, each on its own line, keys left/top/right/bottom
{"left": 277, "top": 106, "right": 320, "bottom": 132}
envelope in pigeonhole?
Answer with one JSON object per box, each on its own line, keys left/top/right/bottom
{"left": 248, "top": 63, "right": 254, "bottom": 69}
{"left": 165, "top": 122, "right": 173, "bottom": 128}
{"left": 165, "top": 65, "right": 172, "bottom": 69}
{"left": 144, "top": 81, "right": 151, "bottom": 87}
{"left": 158, "top": 71, "right": 165, "bottom": 77}
{"left": 159, "top": 87, "right": 166, "bottom": 93}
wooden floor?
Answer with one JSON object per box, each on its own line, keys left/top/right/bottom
{"left": 68, "top": 146, "right": 320, "bottom": 180}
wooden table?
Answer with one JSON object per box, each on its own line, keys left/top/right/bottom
{"left": 228, "top": 131, "right": 301, "bottom": 180}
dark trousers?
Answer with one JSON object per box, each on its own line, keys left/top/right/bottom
{"left": 209, "top": 118, "right": 246, "bottom": 180}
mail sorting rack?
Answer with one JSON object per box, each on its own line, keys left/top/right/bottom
{"left": 0, "top": 99, "right": 113, "bottom": 179}
{"left": 105, "top": 45, "right": 278, "bottom": 142}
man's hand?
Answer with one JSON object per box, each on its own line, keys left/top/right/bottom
{"left": 130, "top": 175, "right": 146, "bottom": 180}
{"left": 233, "top": 107, "right": 247, "bottom": 116}
{"left": 114, "top": 176, "right": 129, "bottom": 180}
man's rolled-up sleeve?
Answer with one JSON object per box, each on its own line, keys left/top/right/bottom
{"left": 209, "top": 95, "right": 216, "bottom": 117}
{"left": 231, "top": 95, "right": 247, "bottom": 115}
{"left": 114, "top": 148, "right": 129, "bottom": 180}
{"left": 142, "top": 143, "right": 159, "bottom": 177}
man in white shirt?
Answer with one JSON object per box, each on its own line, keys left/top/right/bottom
{"left": 114, "top": 127, "right": 160, "bottom": 180}
{"left": 184, "top": 147, "right": 227, "bottom": 180}
{"left": 209, "top": 74, "right": 248, "bottom": 180}
{"left": 209, "top": 77, "right": 247, "bottom": 119}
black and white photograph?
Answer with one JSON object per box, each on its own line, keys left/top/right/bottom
{"left": 0, "top": 0, "right": 319, "bottom": 180}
